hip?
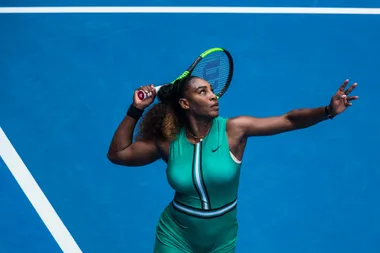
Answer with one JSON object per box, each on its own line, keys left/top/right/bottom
{"left": 155, "top": 203, "right": 238, "bottom": 252}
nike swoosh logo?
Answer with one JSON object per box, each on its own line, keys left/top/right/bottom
{"left": 212, "top": 145, "right": 221, "bottom": 152}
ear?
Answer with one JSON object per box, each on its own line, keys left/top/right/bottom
{"left": 179, "top": 98, "right": 190, "bottom": 110}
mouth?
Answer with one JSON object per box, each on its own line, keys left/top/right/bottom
{"left": 211, "top": 103, "right": 219, "bottom": 109}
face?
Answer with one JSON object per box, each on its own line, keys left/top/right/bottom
{"left": 179, "top": 77, "right": 219, "bottom": 118}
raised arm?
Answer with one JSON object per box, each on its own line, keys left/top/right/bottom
{"left": 229, "top": 79, "right": 358, "bottom": 137}
{"left": 107, "top": 85, "right": 160, "bottom": 167}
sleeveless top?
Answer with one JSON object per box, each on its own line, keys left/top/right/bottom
{"left": 166, "top": 116, "right": 242, "bottom": 217}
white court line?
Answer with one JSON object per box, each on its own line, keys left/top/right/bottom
{"left": 0, "top": 127, "right": 82, "bottom": 253}
{"left": 0, "top": 6, "right": 379, "bottom": 14}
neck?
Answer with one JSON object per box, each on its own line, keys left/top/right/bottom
{"left": 185, "top": 116, "right": 213, "bottom": 141}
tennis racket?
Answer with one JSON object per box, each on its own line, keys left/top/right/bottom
{"left": 137, "top": 47, "right": 234, "bottom": 100}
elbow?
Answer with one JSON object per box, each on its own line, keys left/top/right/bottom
{"left": 284, "top": 110, "right": 307, "bottom": 130}
{"left": 106, "top": 150, "right": 138, "bottom": 167}
{"left": 107, "top": 151, "right": 119, "bottom": 164}
{"left": 107, "top": 150, "right": 125, "bottom": 165}
{"left": 284, "top": 113, "right": 294, "bottom": 125}
{"left": 279, "top": 112, "right": 299, "bottom": 132}
{"left": 284, "top": 109, "right": 298, "bottom": 122}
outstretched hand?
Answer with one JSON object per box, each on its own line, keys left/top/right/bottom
{"left": 329, "top": 79, "right": 359, "bottom": 117}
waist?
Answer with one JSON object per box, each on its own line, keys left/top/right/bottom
{"left": 172, "top": 197, "right": 237, "bottom": 219}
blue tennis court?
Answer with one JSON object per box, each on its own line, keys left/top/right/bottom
{"left": 1, "top": 1, "right": 379, "bottom": 253}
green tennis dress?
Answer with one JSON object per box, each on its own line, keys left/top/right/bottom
{"left": 154, "top": 116, "right": 242, "bottom": 253}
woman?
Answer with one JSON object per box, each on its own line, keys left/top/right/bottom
{"left": 107, "top": 76, "right": 358, "bottom": 252}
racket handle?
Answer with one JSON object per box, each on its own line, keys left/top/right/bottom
{"left": 137, "top": 86, "right": 162, "bottom": 101}
{"left": 137, "top": 90, "right": 148, "bottom": 100}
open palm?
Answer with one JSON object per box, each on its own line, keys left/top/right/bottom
{"left": 329, "top": 79, "right": 359, "bottom": 116}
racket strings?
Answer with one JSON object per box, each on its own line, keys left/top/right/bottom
{"left": 191, "top": 51, "right": 232, "bottom": 97}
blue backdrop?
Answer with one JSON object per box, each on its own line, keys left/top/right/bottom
{"left": 1, "top": 1, "right": 379, "bottom": 253}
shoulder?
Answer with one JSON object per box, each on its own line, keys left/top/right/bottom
{"left": 214, "top": 115, "right": 227, "bottom": 122}
{"left": 226, "top": 115, "right": 260, "bottom": 128}
{"left": 226, "top": 116, "right": 243, "bottom": 129}
{"left": 214, "top": 115, "right": 241, "bottom": 130}
{"left": 211, "top": 116, "right": 229, "bottom": 131}
{"left": 213, "top": 116, "right": 246, "bottom": 139}
{"left": 226, "top": 116, "right": 249, "bottom": 139}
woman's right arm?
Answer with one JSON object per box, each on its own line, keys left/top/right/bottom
{"left": 107, "top": 85, "right": 160, "bottom": 167}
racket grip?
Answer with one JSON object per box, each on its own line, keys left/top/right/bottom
{"left": 137, "top": 90, "right": 148, "bottom": 100}
{"left": 137, "top": 85, "right": 162, "bottom": 101}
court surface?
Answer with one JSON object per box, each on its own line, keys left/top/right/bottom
{"left": 1, "top": 1, "right": 380, "bottom": 253}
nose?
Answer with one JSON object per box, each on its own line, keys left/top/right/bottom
{"left": 209, "top": 90, "right": 217, "bottom": 100}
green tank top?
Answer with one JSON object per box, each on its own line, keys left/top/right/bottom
{"left": 166, "top": 116, "right": 242, "bottom": 211}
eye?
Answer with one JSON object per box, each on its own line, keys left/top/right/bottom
{"left": 199, "top": 90, "right": 206, "bottom": 95}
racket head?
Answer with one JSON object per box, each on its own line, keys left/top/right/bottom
{"left": 172, "top": 47, "right": 234, "bottom": 99}
{"left": 137, "top": 47, "right": 234, "bottom": 101}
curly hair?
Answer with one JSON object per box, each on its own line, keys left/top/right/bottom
{"left": 135, "top": 76, "right": 197, "bottom": 142}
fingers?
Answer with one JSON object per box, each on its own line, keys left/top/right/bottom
{"left": 148, "top": 84, "right": 156, "bottom": 97}
{"left": 344, "top": 82, "right": 358, "bottom": 95}
{"left": 331, "top": 80, "right": 359, "bottom": 111}
{"left": 338, "top": 79, "right": 358, "bottom": 93}
{"left": 344, "top": 95, "right": 359, "bottom": 107}
{"left": 137, "top": 84, "right": 153, "bottom": 93}
{"left": 339, "top": 79, "right": 350, "bottom": 92}
{"left": 337, "top": 79, "right": 358, "bottom": 98}
{"left": 137, "top": 84, "right": 155, "bottom": 98}
{"left": 347, "top": 95, "right": 359, "bottom": 101}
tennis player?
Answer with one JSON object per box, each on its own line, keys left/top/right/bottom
{"left": 107, "top": 76, "right": 358, "bottom": 252}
